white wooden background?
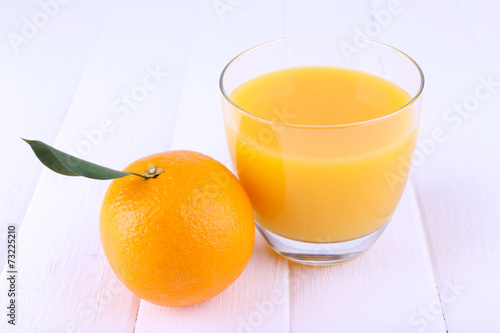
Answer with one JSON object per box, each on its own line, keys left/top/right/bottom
{"left": 1, "top": 0, "right": 499, "bottom": 332}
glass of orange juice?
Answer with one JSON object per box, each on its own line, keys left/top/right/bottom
{"left": 220, "top": 35, "right": 424, "bottom": 265}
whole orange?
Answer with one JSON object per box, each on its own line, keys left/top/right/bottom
{"left": 99, "top": 150, "right": 255, "bottom": 307}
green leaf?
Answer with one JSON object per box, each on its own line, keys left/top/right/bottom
{"left": 22, "top": 138, "right": 145, "bottom": 180}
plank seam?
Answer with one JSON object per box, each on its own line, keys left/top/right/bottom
{"left": 132, "top": 300, "right": 141, "bottom": 333}
{"left": 411, "top": 178, "right": 449, "bottom": 333}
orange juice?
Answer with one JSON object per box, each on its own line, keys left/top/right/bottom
{"left": 224, "top": 67, "right": 417, "bottom": 243}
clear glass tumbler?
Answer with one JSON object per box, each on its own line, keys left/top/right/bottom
{"left": 220, "top": 35, "right": 424, "bottom": 265}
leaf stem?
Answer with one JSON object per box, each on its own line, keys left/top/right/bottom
{"left": 140, "top": 164, "right": 165, "bottom": 179}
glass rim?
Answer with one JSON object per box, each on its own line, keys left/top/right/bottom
{"left": 219, "top": 34, "right": 425, "bottom": 129}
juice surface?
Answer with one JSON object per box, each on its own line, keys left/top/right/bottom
{"left": 225, "top": 66, "right": 416, "bottom": 242}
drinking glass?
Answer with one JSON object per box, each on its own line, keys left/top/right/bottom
{"left": 220, "top": 35, "right": 424, "bottom": 265}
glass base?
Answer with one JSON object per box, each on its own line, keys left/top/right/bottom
{"left": 257, "top": 224, "right": 387, "bottom": 266}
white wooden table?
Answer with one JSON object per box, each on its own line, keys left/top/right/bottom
{"left": 1, "top": 0, "right": 499, "bottom": 332}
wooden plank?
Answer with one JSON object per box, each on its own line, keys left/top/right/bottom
{"left": 413, "top": 150, "right": 500, "bottom": 332}
{"left": 379, "top": 0, "right": 500, "bottom": 331}
{"left": 134, "top": 1, "right": 292, "bottom": 332}
{"left": 0, "top": 0, "right": 114, "bottom": 268}
{"left": 284, "top": 0, "right": 446, "bottom": 331}
{"left": 0, "top": 0, "right": 200, "bottom": 331}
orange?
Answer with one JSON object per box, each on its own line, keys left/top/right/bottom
{"left": 99, "top": 150, "right": 255, "bottom": 307}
